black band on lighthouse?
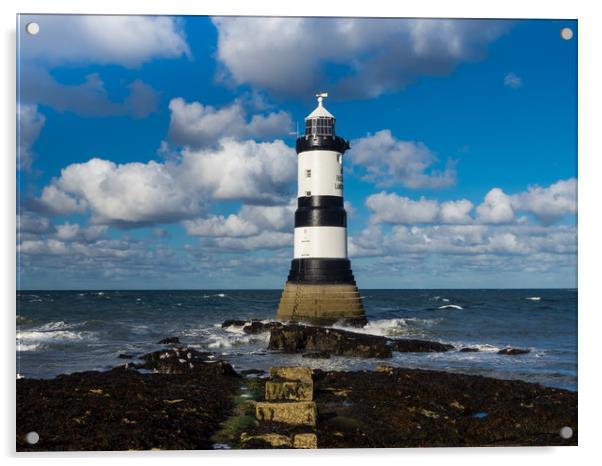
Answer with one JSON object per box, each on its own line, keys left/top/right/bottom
{"left": 295, "top": 195, "right": 347, "bottom": 228}
{"left": 287, "top": 258, "right": 356, "bottom": 284}
{"left": 296, "top": 135, "right": 350, "bottom": 154}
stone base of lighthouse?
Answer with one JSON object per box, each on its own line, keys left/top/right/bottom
{"left": 276, "top": 259, "right": 367, "bottom": 326}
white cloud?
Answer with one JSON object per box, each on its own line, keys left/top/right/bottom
{"left": 183, "top": 203, "right": 295, "bottom": 253}
{"left": 476, "top": 188, "right": 516, "bottom": 224}
{"left": 183, "top": 215, "right": 259, "bottom": 238}
{"left": 35, "top": 185, "right": 88, "bottom": 216}
{"left": 21, "top": 15, "right": 190, "bottom": 67}
{"left": 349, "top": 130, "right": 456, "bottom": 189}
{"left": 366, "top": 178, "right": 576, "bottom": 227}
{"left": 349, "top": 223, "right": 576, "bottom": 259}
{"left": 180, "top": 139, "right": 296, "bottom": 204}
{"left": 440, "top": 199, "right": 474, "bottom": 224}
{"left": 504, "top": 72, "right": 523, "bottom": 89}
{"left": 31, "top": 139, "right": 296, "bottom": 227}
{"left": 366, "top": 192, "right": 474, "bottom": 225}
{"left": 212, "top": 17, "right": 509, "bottom": 98}
{"left": 54, "top": 223, "right": 109, "bottom": 242}
{"left": 511, "top": 178, "right": 577, "bottom": 225}
{"left": 166, "top": 97, "right": 292, "bottom": 148}
{"left": 18, "top": 104, "right": 46, "bottom": 170}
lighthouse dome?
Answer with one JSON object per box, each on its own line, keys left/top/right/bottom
{"left": 296, "top": 93, "right": 350, "bottom": 155}
{"left": 305, "top": 94, "right": 335, "bottom": 137}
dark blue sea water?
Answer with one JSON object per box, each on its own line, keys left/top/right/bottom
{"left": 16, "top": 289, "right": 578, "bottom": 391}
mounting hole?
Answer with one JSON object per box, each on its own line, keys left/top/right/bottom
{"left": 560, "top": 27, "right": 573, "bottom": 41}
{"left": 25, "top": 431, "right": 39, "bottom": 444}
{"left": 25, "top": 22, "right": 40, "bottom": 35}
{"left": 559, "top": 426, "right": 573, "bottom": 439}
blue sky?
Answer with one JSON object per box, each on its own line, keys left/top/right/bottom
{"left": 17, "top": 16, "right": 577, "bottom": 289}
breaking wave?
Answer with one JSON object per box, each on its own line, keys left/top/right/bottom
{"left": 438, "top": 304, "right": 463, "bottom": 310}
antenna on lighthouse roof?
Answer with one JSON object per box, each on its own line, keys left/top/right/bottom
{"left": 316, "top": 92, "right": 328, "bottom": 106}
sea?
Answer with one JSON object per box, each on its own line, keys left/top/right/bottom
{"left": 16, "top": 289, "right": 578, "bottom": 391}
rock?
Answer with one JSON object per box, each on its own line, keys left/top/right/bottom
{"left": 459, "top": 347, "right": 479, "bottom": 352}
{"left": 391, "top": 339, "right": 455, "bottom": 353}
{"left": 243, "top": 321, "right": 283, "bottom": 335}
{"left": 265, "top": 380, "right": 313, "bottom": 402}
{"left": 137, "top": 348, "right": 237, "bottom": 376}
{"left": 269, "top": 367, "right": 313, "bottom": 383}
{"left": 293, "top": 433, "right": 317, "bottom": 449}
{"left": 117, "top": 353, "right": 136, "bottom": 359}
{"left": 268, "top": 325, "right": 392, "bottom": 358}
{"left": 498, "top": 348, "right": 530, "bottom": 355}
{"left": 255, "top": 401, "right": 317, "bottom": 427}
{"left": 240, "top": 432, "right": 292, "bottom": 448}
{"left": 268, "top": 324, "right": 453, "bottom": 358}
{"left": 302, "top": 351, "right": 331, "bottom": 359}
{"left": 157, "top": 337, "right": 180, "bottom": 345}
{"left": 221, "top": 319, "right": 247, "bottom": 329}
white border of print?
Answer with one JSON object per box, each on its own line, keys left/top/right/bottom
{"left": 1, "top": 0, "right": 599, "bottom": 465}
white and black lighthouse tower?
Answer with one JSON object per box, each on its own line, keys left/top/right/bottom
{"left": 276, "top": 93, "right": 366, "bottom": 326}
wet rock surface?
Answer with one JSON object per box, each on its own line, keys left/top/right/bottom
{"left": 313, "top": 367, "right": 577, "bottom": 448}
{"left": 268, "top": 324, "right": 453, "bottom": 358}
{"left": 16, "top": 352, "right": 240, "bottom": 451}
{"left": 498, "top": 348, "right": 531, "bottom": 355}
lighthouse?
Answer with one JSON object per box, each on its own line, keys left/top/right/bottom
{"left": 276, "top": 93, "right": 367, "bottom": 326}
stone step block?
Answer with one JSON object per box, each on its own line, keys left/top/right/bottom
{"left": 255, "top": 401, "right": 317, "bottom": 427}
{"left": 269, "top": 366, "right": 312, "bottom": 383}
{"left": 293, "top": 433, "right": 318, "bottom": 449}
{"left": 265, "top": 379, "right": 313, "bottom": 401}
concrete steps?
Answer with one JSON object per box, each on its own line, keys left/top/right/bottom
{"left": 241, "top": 367, "right": 318, "bottom": 449}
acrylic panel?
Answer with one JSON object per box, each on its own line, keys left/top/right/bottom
{"left": 16, "top": 14, "right": 577, "bottom": 451}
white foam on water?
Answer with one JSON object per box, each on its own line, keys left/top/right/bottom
{"left": 525, "top": 296, "right": 541, "bottom": 301}
{"left": 441, "top": 298, "right": 450, "bottom": 302}
{"left": 215, "top": 293, "right": 226, "bottom": 298}
{"left": 334, "top": 317, "right": 440, "bottom": 337}
{"left": 17, "top": 343, "right": 45, "bottom": 352}
{"left": 17, "top": 320, "right": 97, "bottom": 350}
{"left": 438, "top": 304, "right": 463, "bottom": 310}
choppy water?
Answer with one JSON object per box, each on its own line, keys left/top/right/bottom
{"left": 16, "top": 289, "right": 577, "bottom": 391}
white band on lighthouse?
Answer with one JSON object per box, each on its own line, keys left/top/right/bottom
{"left": 298, "top": 150, "right": 343, "bottom": 198}
{"left": 294, "top": 226, "right": 347, "bottom": 259}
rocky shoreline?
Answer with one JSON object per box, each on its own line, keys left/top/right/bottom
{"left": 17, "top": 321, "right": 576, "bottom": 450}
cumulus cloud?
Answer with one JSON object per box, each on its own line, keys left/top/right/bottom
{"left": 18, "top": 104, "right": 46, "bottom": 170}
{"left": 366, "top": 192, "right": 473, "bottom": 225}
{"left": 21, "top": 15, "right": 190, "bottom": 67}
{"left": 212, "top": 17, "right": 509, "bottom": 98}
{"left": 511, "top": 178, "right": 577, "bottom": 225}
{"left": 504, "top": 72, "right": 523, "bottom": 89}
{"left": 349, "top": 130, "right": 456, "bottom": 189}
{"left": 21, "top": 69, "right": 159, "bottom": 118}
{"left": 366, "top": 178, "right": 576, "bottom": 227}
{"left": 166, "top": 97, "right": 292, "bottom": 148}
{"left": 476, "top": 188, "right": 516, "bottom": 224}
{"left": 30, "top": 139, "right": 296, "bottom": 227}
{"left": 184, "top": 202, "right": 294, "bottom": 238}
